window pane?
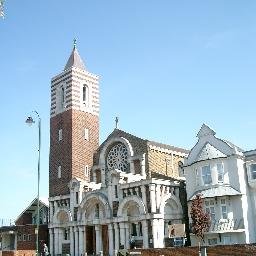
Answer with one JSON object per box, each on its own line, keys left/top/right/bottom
{"left": 217, "top": 163, "right": 224, "bottom": 182}
{"left": 58, "top": 166, "right": 61, "bottom": 178}
{"left": 208, "top": 238, "right": 218, "bottom": 245}
{"left": 221, "top": 206, "right": 227, "bottom": 219}
{"left": 202, "top": 165, "right": 212, "bottom": 185}
{"left": 223, "top": 236, "right": 231, "bottom": 245}
{"left": 58, "top": 129, "right": 62, "bottom": 141}
{"left": 221, "top": 199, "right": 226, "bottom": 204}
{"left": 61, "top": 87, "right": 65, "bottom": 104}
{"left": 251, "top": 164, "right": 256, "bottom": 179}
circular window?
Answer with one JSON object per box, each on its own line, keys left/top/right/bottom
{"left": 107, "top": 143, "right": 128, "bottom": 172}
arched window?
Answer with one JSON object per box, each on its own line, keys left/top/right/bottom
{"left": 82, "top": 84, "right": 89, "bottom": 106}
{"left": 61, "top": 86, "right": 65, "bottom": 106}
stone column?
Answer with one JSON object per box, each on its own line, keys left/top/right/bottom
{"left": 101, "top": 167, "right": 106, "bottom": 186}
{"left": 136, "top": 223, "right": 140, "bottom": 237}
{"left": 142, "top": 220, "right": 149, "bottom": 248}
{"left": 114, "top": 222, "right": 120, "bottom": 251}
{"left": 123, "top": 189, "right": 127, "bottom": 198}
{"left": 54, "top": 228, "right": 59, "bottom": 255}
{"left": 79, "top": 226, "right": 84, "bottom": 255}
{"left": 128, "top": 188, "right": 132, "bottom": 196}
{"left": 155, "top": 184, "right": 161, "bottom": 211}
{"left": 135, "top": 187, "right": 139, "bottom": 196}
{"left": 108, "top": 224, "right": 114, "bottom": 256}
{"left": 152, "top": 219, "right": 159, "bottom": 248}
{"left": 125, "top": 223, "right": 130, "bottom": 249}
{"left": 74, "top": 226, "right": 79, "bottom": 256}
{"left": 70, "top": 226, "right": 74, "bottom": 256}
{"left": 141, "top": 154, "right": 146, "bottom": 177}
{"left": 95, "top": 225, "right": 101, "bottom": 254}
{"left": 141, "top": 185, "right": 147, "bottom": 206}
{"left": 130, "top": 160, "right": 135, "bottom": 174}
{"left": 49, "top": 228, "right": 54, "bottom": 256}
{"left": 158, "top": 219, "right": 165, "bottom": 248}
{"left": 84, "top": 226, "right": 87, "bottom": 254}
{"left": 149, "top": 184, "right": 156, "bottom": 213}
{"left": 49, "top": 201, "right": 54, "bottom": 222}
{"left": 119, "top": 222, "right": 126, "bottom": 248}
{"left": 175, "top": 187, "right": 179, "bottom": 198}
{"left": 93, "top": 171, "right": 97, "bottom": 183}
{"left": 99, "top": 225, "right": 103, "bottom": 252}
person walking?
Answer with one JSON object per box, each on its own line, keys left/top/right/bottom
{"left": 43, "top": 243, "right": 49, "bottom": 256}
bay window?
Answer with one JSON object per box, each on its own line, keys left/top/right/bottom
{"left": 220, "top": 199, "right": 228, "bottom": 219}
{"left": 205, "top": 200, "right": 215, "bottom": 221}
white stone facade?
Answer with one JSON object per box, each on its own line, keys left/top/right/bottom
{"left": 48, "top": 45, "right": 187, "bottom": 256}
{"left": 184, "top": 124, "right": 256, "bottom": 246}
{"left": 48, "top": 139, "right": 184, "bottom": 255}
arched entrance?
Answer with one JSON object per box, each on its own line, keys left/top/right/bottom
{"left": 80, "top": 193, "right": 111, "bottom": 255}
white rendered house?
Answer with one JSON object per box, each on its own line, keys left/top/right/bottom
{"left": 184, "top": 124, "right": 256, "bottom": 246}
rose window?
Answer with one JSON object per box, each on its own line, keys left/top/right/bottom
{"left": 107, "top": 143, "right": 128, "bottom": 172}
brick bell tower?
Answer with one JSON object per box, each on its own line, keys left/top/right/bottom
{"left": 49, "top": 40, "right": 99, "bottom": 197}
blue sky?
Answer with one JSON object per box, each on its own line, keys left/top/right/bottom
{"left": 1, "top": 1, "right": 256, "bottom": 220}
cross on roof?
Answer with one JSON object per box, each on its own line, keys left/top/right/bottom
{"left": 115, "top": 117, "right": 119, "bottom": 129}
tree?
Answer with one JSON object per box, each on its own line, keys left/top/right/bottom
{"left": 0, "top": 0, "right": 4, "bottom": 18}
{"left": 190, "top": 194, "right": 211, "bottom": 255}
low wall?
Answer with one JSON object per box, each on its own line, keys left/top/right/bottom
{"left": 129, "top": 244, "right": 256, "bottom": 256}
{"left": 1, "top": 250, "right": 35, "bottom": 256}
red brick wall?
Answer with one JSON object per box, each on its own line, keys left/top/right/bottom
{"left": 15, "top": 213, "right": 32, "bottom": 225}
{"left": 2, "top": 251, "right": 16, "bottom": 256}
{"left": 71, "top": 110, "right": 99, "bottom": 181}
{"left": 16, "top": 224, "right": 48, "bottom": 252}
{"left": 129, "top": 244, "right": 256, "bottom": 256}
{"left": 49, "top": 110, "right": 73, "bottom": 196}
{"left": 49, "top": 109, "right": 99, "bottom": 197}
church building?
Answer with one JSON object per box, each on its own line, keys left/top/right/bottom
{"left": 48, "top": 42, "right": 189, "bottom": 256}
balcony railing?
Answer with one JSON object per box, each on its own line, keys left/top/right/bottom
{"left": 190, "top": 218, "right": 244, "bottom": 234}
{"left": 208, "top": 218, "right": 244, "bottom": 232}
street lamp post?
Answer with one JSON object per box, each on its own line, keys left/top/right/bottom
{"left": 26, "top": 111, "right": 41, "bottom": 256}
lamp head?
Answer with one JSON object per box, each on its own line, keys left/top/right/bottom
{"left": 25, "top": 116, "right": 35, "bottom": 126}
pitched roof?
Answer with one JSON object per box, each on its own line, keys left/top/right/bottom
{"left": 221, "top": 139, "right": 244, "bottom": 153}
{"left": 148, "top": 140, "right": 189, "bottom": 154}
{"left": 197, "top": 123, "right": 216, "bottom": 138}
{"left": 64, "top": 46, "right": 86, "bottom": 71}
{"left": 15, "top": 198, "right": 49, "bottom": 222}
{"left": 189, "top": 185, "right": 241, "bottom": 201}
{"left": 196, "top": 142, "right": 227, "bottom": 162}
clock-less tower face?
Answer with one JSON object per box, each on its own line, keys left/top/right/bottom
{"left": 107, "top": 143, "right": 128, "bottom": 172}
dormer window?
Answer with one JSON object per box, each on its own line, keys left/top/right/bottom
{"left": 250, "top": 164, "right": 256, "bottom": 179}
{"left": 202, "top": 165, "right": 212, "bottom": 185}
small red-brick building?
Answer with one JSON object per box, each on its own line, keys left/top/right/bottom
{"left": 0, "top": 198, "right": 49, "bottom": 256}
